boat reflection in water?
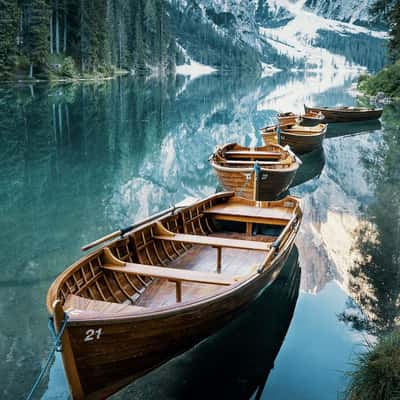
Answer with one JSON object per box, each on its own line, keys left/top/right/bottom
{"left": 290, "top": 147, "right": 326, "bottom": 188}
{"left": 115, "top": 247, "right": 300, "bottom": 400}
{"left": 326, "top": 119, "right": 382, "bottom": 138}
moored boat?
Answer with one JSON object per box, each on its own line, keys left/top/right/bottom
{"left": 278, "top": 112, "right": 301, "bottom": 127}
{"left": 209, "top": 143, "right": 300, "bottom": 200}
{"left": 261, "top": 123, "right": 327, "bottom": 154}
{"left": 300, "top": 110, "right": 325, "bottom": 126}
{"left": 304, "top": 104, "right": 383, "bottom": 122}
{"left": 278, "top": 111, "right": 324, "bottom": 126}
{"left": 46, "top": 192, "right": 302, "bottom": 399}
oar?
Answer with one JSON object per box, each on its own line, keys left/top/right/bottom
{"left": 81, "top": 205, "right": 186, "bottom": 252}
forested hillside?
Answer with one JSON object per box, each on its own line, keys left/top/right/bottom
{"left": 0, "top": 0, "right": 176, "bottom": 80}
{"left": 358, "top": 0, "right": 400, "bottom": 97}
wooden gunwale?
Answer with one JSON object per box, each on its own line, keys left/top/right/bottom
{"left": 47, "top": 194, "right": 302, "bottom": 400}
{"left": 210, "top": 163, "right": 299, "bottom": 172}
{"left": 304, "top": 105, "right": 383, "bottom": 122}
{"left": 46, "top": 193, "right": 236, "bottom": 312}
{"left": 261, "top": 124, "right": 327, "bottom": 137}
{"left": 49, "top": 196, "right": 301, "bottom": 326}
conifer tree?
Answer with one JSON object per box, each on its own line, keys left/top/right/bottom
{"left": 22, "top": 0, "right": 51, "bottom": 77}
{"left": 0, "top": 0, "right": 19, "bottom": 77}
{"left": 388, "top": 0, "right": 400, "bottom": 60}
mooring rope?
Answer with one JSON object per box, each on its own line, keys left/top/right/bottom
{"left": 26, "top": 314, "right": 69, "bottom": 400}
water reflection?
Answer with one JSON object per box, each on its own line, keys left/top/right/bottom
{"left": 339, "top": 103, "right": 400, "bottom": 335}
{"left": 290, "top": 148, "right": 325, "bottom": 188}
{"left": 0, "top": 30, "right": 391, "bottom": 398}
{"left": 114, "top": 247, "right": 300, "bottom": 400}
{"left": 326, "top": 119, "right": 382, "bottom": 138}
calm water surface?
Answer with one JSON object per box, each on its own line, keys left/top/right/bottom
{"left": 1, "top": 37, "right": 399, "bottom": 400}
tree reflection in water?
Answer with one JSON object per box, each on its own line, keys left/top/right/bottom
{"left": 340, "top": 103, "right": 400, "bottom": 336}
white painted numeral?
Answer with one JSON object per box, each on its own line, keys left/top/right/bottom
{"left": 84, "top": 328, "right": 103, "bottom": 342}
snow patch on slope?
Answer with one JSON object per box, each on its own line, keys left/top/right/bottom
{"left": 260, "top": 0, "right": 386, "bottom": 72}
{"left": 176, "top": 44, "right": 217, "bottom": 80}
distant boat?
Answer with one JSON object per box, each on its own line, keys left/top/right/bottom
{"left": 210, "top": 143, "right": 300, "bottom": 200}
{"left": 304, "top": 104, "right": 383, "bottom": 122}
{"left": 278, "top": 111, "right": 324, "bottom": 127}
{"left": 261, "top": 123, "right": 327, "bottom": 154}
{"left": 47, "top": 192, "right": 302, "bottom": 399}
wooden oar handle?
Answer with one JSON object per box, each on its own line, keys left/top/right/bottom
{"left": 81, "top": 230, "right": 122, "bottom": 252}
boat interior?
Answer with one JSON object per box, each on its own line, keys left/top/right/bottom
{"left": 281, "top": 123, "right": 326, "bottom": 133}
{"left": 302, "top": 110, "right": 324, "bottom": 120}
{"left": 50, "top": 195, "right": 299, "bottom": 318}
{"left": 262, "top": 123, "right": 326, "bottom": 136}
{"left": 212, "top": 143, "right": 296, "bottom": 168}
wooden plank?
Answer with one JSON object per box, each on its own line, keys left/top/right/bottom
{"left": 102, "top": 263, "right": 235, "bottom": 286}
{"left": 64, "top": 294, "right": 146, "bottom": 315}
{"left": 203, "top": 203, "right": 292, "bottom": 222}
{"left": 210, "top": 214, "right": 287, "bottom": 226}
{"left": 154, "top": 233, "right": 270, "bottom": 251}
{"left": 225, "top": 151, "right": 281, "bottom": 158}
{"left": 219, "top": 159, "right": 285, "bottom": 165}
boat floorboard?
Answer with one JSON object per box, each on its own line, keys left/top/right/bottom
{"left": 134, "top": 232, "right": 274, "bottom": 308}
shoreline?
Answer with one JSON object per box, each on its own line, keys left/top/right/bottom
{"left": 0, "top": 70, "right": 130, "bottom": 85}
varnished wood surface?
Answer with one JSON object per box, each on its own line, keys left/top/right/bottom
{"left": 304, "top": 104, "right": 383, "bottom": 122}
{"left": 154, "top": 232, "right": 271, "bottom": 251}
{"left": 103, "top": 262, "right": 236, "bottom": 285}
{"left": 64, "top": 295, "right": 147, "bottom": 317}
{"left": 210, "top": 143, "right": 299, "bottom": 200}
{"left": 261, "top": 124, "right": 326, "bottom": 154}
{"left": 46, "top": 193, "right": 302, "bottom": 399}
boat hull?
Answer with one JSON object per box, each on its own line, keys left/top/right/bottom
{"left": 262, "top": 127, "right": 326, "bottom": 155}
{"left": 279, "top": 129, "right": 325, "bottom": 154}
{"left": 305, "top": 105, "right": 383, "bottom": 122}
{"left": 212, "top": 166, "right": 297, "bottom": 200}
{"left": 63, "top": 241, "right": 295, "bottom": 399}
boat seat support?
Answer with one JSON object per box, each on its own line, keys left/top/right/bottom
{"left": 153, "top": 222, "right": 270, "bottom": 273}
{"left": 102, "top": 248, "right": 237, "bottom": 303}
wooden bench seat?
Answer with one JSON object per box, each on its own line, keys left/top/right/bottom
{"left": 154, "top": 232, "right": 270, "bottom": 252}
{"left": 102, "top": 263, "right": 235, "bottom": 286}
{"left": 101, "top": 247, "right": 237, "bottom": 302}
{"left": 219, "top": 159, "right": 288, "bottom": 165}
{"left": 225, "top": 151, "right": 282, "bottom": 159}
{"left": 203, "top": 203, "right": 292, "bottom": 226}
{"left": 64, "top": 294, "right": 146, "bottom": 316}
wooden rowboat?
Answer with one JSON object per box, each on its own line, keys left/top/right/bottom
{"left": 209, "top": 143, "right": 300, "bottom": 200}
{"left": 277, "top": 112, "right": 301, "bottom": 127}
{"left": 47, "top": 192, "right": 302, "bottom": 399}
{"left": 300, "top": 110, "right": 325, "bottom": 126}
{"left": 261, "top": 123, "right": 327, "bottom": 154}
{"left": 278, "top": 111, "right": 324, "bottom": 127}
{"left": 304, "top": 104, "right": 383, "bottom": 122}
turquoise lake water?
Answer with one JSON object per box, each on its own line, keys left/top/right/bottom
{"left": 1, "top": 34, "right": 398, "bottom": 399}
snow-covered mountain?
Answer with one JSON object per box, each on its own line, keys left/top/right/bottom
{"left": 303, "top": 0, "right": 381, "bottom": 25}
{"left": 168, "top": 0, "right": 386, "bottom": 73}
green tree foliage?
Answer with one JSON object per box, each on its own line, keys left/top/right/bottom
{"left": 21, "top": 0, "right": 51, "bottom": 76}
{"left": 0, "top": 0, "right": 267, "bottom": 80}
{"left": 371, "top": 0, "right": 400, "bottom": 61}
{"left": 346, "top": 331, "right": 400, "bottom": 400}
{"left": 0, "top": 0, "right": 20, "bottom": 77}
{"left": 0, "top": 0, "right": 177, "bottom": 79}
